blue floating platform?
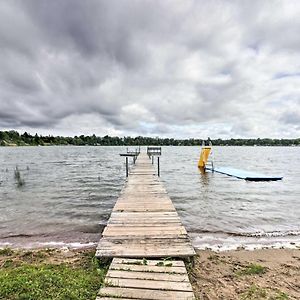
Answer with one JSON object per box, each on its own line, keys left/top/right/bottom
{"left": 206, "top": 166, "right": 283, "bottom": 181}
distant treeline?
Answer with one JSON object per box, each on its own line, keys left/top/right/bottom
{"left": 0, "top": 130, "right": 299, "bottom": 146}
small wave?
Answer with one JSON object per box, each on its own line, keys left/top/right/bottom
{"left": 190, "top": 229, "right": 300, "bottom": 238}
{"left": 192, "top": 232, "right": 300, "bottom": 252}
{"left": 0, "top": 233, "right": 40, "bottom": 239}
{"left": 194, "top": 241, "right": 300, "bottom": 252}
{"left": 36, "top": 241, "right": 97, "bottom": 249}
{"left": 0, "top": 241, "right": 97, "bottom": 250}
{"left": 244, "top": 230, "right": 300, "bottom": 238}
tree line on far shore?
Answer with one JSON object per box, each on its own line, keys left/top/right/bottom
{"left": 0, "top": 130, "right": 299, "bottom": 147}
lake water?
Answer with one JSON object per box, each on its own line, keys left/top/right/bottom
{"left": 0, "top": 146, "right": 299, "bottom": 250}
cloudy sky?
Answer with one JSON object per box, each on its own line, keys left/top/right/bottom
{"left": 0, "top": 0, "right": 299, "bottom": 138}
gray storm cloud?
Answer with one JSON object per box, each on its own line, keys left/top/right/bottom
{"left": 0, "top": 0, "right": 299, "bottom": 138}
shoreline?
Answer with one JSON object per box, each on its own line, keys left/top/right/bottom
{"left": 1, "top": 235, "right": 300, "bottom": 252}
{"left": 0, "top": 246, "right": 299, "bottom": 299}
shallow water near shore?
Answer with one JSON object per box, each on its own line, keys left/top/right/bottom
{"left": 0, "top": 146, "right": 299, "bottom": 250}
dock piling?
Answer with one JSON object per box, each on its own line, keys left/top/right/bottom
{"left": 158, "top": 156, "right": 160, "bottom": 177}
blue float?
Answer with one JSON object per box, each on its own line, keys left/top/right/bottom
{"left": 205, "top": 166, "right": 283, "bottom": 181}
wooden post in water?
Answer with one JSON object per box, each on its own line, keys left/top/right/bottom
{"left": 158, "top": 156, "right": 160, "bottom": 177}
{"left": 120, "top": 153, "right": 139, "bottom": 178}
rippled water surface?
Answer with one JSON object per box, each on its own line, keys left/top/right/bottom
{"left": 0, "top": 146, "right": 299, "bottom": 250}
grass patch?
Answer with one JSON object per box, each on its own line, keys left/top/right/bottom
{"left": 241, "top": 285, "right": 267, "bottom": 299}
{"left": 208, "top": 254, "right": 219, "bottom": 261}
{"left": 0, "top": 247, "right": 14, "bottom": 256}
{"left": 155, "top": 257, "right": 173, "bottom": 267}
{"left": 240, "top": 285, "right": 289, "bottom": 300}
{"left": 164, "top": 262, "right": 173, "bottom": 267}
{"left": 273, "top": 291, "right": 289, "bottom": 299}
{"left": 237, "top": 263, "right": 267, "bottom": 276}
{"left": 0, "top": 248, "right": 108, "bottom": 300}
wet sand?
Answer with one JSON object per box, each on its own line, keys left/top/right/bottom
{"left": 190, "top": 248, "right": 300, "bottom": 299}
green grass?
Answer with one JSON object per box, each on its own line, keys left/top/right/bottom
{"left": 240, "top": 285, "right": 267, "bottom": 299}
{"left": 274, "top": 292, "right": 289, "bottom": 300}
{"left": 0, "top": 247, "right": 14, "bottom": 256}
{"left": 240, "top": 285, "right": 289, "bottom": 300}
{"left": 0, "top": 249, "right": 108, "bottom": 300}
{"left": 237, "top": 263, "right": 267, "bottom": 276}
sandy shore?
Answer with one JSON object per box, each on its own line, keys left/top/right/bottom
{"left": 1, "top": 246, "right": 299, "bottom": 299}
{"left": 190, "top": 248, "right": 300, "bottom": 299}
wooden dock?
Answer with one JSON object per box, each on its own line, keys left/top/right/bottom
{"left": 96, "top": 152, "right": 196, "bottom": 299}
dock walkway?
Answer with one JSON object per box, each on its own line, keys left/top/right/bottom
{"left": 96, "top": 152, "right": 196, "bottom": 299}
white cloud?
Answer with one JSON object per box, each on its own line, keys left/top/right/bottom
{"left": 0, "top": 0, "right": 299, "bottom": 138}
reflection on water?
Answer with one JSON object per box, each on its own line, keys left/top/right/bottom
{"left": 0, "top": 145, "right": 299, "bottom": 250}
{"left": 199, "top": 169, "right": 211, "bottom": 186}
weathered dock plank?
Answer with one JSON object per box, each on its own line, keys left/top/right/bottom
{"left": 112, "top": 257, "right": 185, "bottom": 266}
{"left": 106, "top": 270, "right": 189, "bottom": 282}
{"left": 97, "top": 287, "right": 195, "bottom": 300}
{"left": 96, "top": 238, "right": 195, "bottom": 257}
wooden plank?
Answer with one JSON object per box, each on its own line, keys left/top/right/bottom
{"left": 109, "top": 214, "right": 181, "bottom": 220}
{"left": 122, "top": 188, "right": 166, "bottom": 191}
{"left": 113, "top": 204, "right": 175, "bottom": 211}
{"left": 108, "top": 220, "right": 182, "bottom": 225}
{"left": 106, "top": 270, "right": 190, "bottom": 282}
{"left": 114, "top": 201, "right": 174, "bottom": 207}
{"left": 110, "top": 212, "right": 179, "bottom": 217}
{"left": 98, "top": 237, "right": 193, "bottom": 245}
{"left": 108, "top": 218, "right": 182, "bottom": 224}
{"left": 118, "top": 196, "right": 169, "bottom": 200}
{"left": 108, "top": 216, "right": 181, "bottom": 221}
{"left": 115, "top": 201, "right": 172, "bottom": 205}
{"left": 105, "top": 277, "right": 193, "bottom": 292}
{"left": 101, "top": 235, "right": 188, "bottom": 241}
{"left": 96, "top": 298, "right": 134, "bottom": 300}
{"left": 113, "top": 202, "right": 175, "bottom": 208}
{"left": 97, "top": 287, "right": 195, "bottom": 300}
{"left": 103, "top": 226, "right": 187, "bottom": 236}
{"left": 114, "top": 199, "right": 171, "bottom": 204}
{"left": 108, "top": 219, "right": 181, "bottom": 224}
{"left": 96, "top": 246, "right": 195, "bottom": 258}
{"left": 113, "top": 258, "right": 185, "bottom": 267}
{"left": 113, "top": 207, "right": 176, "bottom": 212}
{"left": 107, "top": 222, "right": 182, "bottom": 226}
{"left": 109, "top": 216, "right": 180, "bottom": 220}
{"left": 120, "top": 192, "right": 167, "bottom": 196}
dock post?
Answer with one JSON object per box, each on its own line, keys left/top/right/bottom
{"left": 158, "top": 156, "right": 160, "bottom": 177}
{"left": 126, "top": 157, "right": 128, "bottom": 177}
